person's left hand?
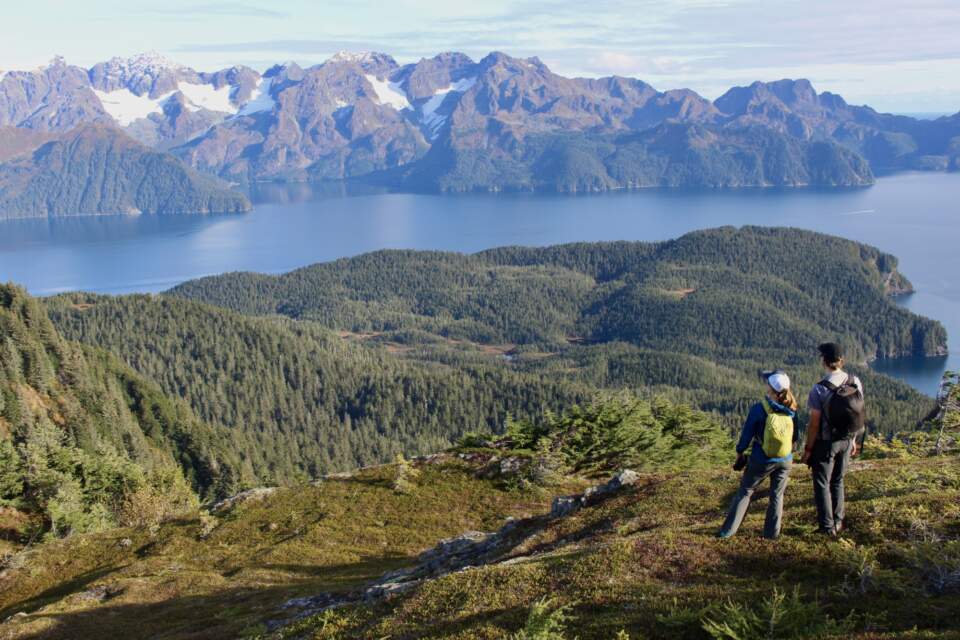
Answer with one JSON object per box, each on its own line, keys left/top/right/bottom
{"left": 851, "top": 440, "right": 860, "bottom": 457}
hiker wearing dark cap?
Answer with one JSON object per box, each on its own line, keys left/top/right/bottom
{"left": 800, "top": 342, "right": 866, "bottom": 536}
{"left": 718, "top": 370, "right": 799, "bottom": 540}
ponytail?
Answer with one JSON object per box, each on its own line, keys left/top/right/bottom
{"left": 775, "top": 388, "right": 798, "bottom": 411}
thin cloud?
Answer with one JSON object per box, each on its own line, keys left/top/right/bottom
{"left": 149, "top": 3, "right": 288, "bottom": 18}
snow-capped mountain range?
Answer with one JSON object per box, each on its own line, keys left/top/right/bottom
{"left": 1, "top": 50, "right": 959, "bottom": 191}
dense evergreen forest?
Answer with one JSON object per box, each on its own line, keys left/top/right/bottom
{"left": 168, "top": 226, "right": 944, "bottom": 360}
{"left": 0, "top": 285, "right": 245, "bottom": 539}
{"left": 43, "top": 227, "right": 941, "bottom": 491}
{"left": 46, "top": 296, "right": 593, "bottom": 486}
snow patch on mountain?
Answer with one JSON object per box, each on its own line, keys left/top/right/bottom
{"left": 237, "top": 77, "right": 274, "bottom": 116}
{"left": 95, "top": 80, "right": 242, "bottom": 125}
{"left": 178, "top": 82, "right": 236, "bottom": 113}
{"left": 420, "top": 76, "right": 477, "bottom": 138}
{"left": 92, "top": 88, "right": 174, "bottom": 126}
{"left": 364, "top": 74, "right": 410, "bottom": 110}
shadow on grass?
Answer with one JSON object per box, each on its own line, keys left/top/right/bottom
{"left": 2, "top": 552, "right": 418, "bottom": 639}
{"left": 8, "top": 583, "right": 303, "bottom": 640}
{"left": 0, "top": 565, "right": 126, "bottom": 619}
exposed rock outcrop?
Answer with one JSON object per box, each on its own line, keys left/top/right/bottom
{"left": 275, "top": 469, "right": 644, "bottom": 627}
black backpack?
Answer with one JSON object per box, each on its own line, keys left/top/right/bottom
{"left": 819, "top": 377, "right": 865, "bottom": 440}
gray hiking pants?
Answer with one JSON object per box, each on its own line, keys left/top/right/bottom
{"left": 719, "top": 459, "right": 791, "bottom": 539}
{"left": 812, "top": 438, "right": 853, "bottom": 533}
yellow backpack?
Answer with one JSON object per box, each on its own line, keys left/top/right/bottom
{"left": 759, "top": 398, "right": 794, "bottom": 458}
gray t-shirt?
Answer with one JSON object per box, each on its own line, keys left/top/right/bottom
{"left": 808, "top": 370, "right": 863, "bottom": 440}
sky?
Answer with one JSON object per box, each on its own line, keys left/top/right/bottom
{"left": 1, "top": 0, "right": 958, "bottom": 113}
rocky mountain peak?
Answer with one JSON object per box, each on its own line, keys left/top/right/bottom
{"left": 715, "top": 78, "right": 821, "bottom": 116}
{"left": 477, "top": 51, "right": 543, "bottom": 73}
{"left": 45, "top": 55, "right": 69, "bottom": 69}
{"left": 326, "top": 51, "right": 398, "bottom": 74}
{"left": 263, "top": 61, "right": 305, "bottom": 84}
{"left": 89, "top": 51, "right": 196, "bottom": 97}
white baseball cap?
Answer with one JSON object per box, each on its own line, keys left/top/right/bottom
{"left": 761, "top": 369, "right": 791, "bottom": 392}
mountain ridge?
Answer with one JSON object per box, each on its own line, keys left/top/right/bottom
{"left": 2, "top": 51, "right": 957, "bottom": 192}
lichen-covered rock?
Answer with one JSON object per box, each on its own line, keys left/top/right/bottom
{"left": 211, "top": 487, "right": 277, "bottom": 513}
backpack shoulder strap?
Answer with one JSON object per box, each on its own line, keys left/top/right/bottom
{"left": 819, "top": 379, "right": 837, "bottom": 392}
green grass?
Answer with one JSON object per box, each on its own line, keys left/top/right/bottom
{"left": 0, "top": 459, "right": 579, "bottom": 639}
{"left": 1, "top": 455, "right": 958, "bottom": 639}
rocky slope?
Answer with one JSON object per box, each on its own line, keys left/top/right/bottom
{"left": 0, "top": 124, "right": 251, "bottom": 218}
{"left": 2, "top": 51, "right": 958, "bottom": 191}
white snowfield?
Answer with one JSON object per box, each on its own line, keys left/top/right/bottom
{"left": 177, "top": 82, "right": 237, "bottom": 113}
{"left": 364, "top": 74, "right": 411, "bottom": 111}
{"left": 420, "top": 77, "right": 477, "bottom": 138}
{"left": 237, "top": 77, "right": 275, "bottom": 116}
{"left": 92, "top": 88, "right": 175, "bottom": 126}
{"left": 94, "top": 81, "right": 243, "bottom": 125}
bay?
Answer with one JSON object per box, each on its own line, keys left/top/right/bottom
{"left": 1, "top": 172, "right": 956, "bottom": 395}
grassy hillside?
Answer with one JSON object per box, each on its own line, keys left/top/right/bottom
{"left": 0, "top": 393, "right": 956, "bottom": 639}
{"left": 0, "top": 284, "right": 249, "bottom": 546}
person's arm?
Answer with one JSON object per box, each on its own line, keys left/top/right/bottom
{"left": 801, "top": 409, "right": 821, "bottom": 464}
{"left": 736, "top": 405, "right": 762, "bottom": 458}
{"left": 851, "top": 376, "right": 865, "bottom": 457}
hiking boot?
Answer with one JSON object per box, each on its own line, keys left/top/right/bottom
{"left": 834, "top": 521, "right": 844, "bottom": 536}
{"left": 818, "top": 528, "right": 837, "bottom": 538}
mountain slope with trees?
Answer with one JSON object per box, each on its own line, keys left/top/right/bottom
{"left": 168, "top": 226, "right": 945, "bottom": 362}
{"left": 0, "top": 125, "right": 251, "bottom": 219}
{"left": 0, "top": 285, "right": 246, "bottom": 545}
{"left": 45, "top": 294, "right": 593, "bottom": 486}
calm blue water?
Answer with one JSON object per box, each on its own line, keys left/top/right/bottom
{"left": 0, "top": 173, "right": 956, "bottom": 395}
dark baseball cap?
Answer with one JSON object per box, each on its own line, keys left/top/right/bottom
{"left": 818, "top": 342, "right": 844, "bottom": 363}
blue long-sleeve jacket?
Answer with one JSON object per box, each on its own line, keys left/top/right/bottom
{"left": 736, "top": 399, "right": 798, "bottom": 464}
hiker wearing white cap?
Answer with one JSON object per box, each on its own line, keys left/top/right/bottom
{"left": 718, "top": 369, "right": 799, "bottom": 539}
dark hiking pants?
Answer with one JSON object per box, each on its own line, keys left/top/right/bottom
{"left": 812, "top": 438, "right": 853, "bottom": 533}
{"left": 719, "top": 459, "right": 791, "bottom": 539}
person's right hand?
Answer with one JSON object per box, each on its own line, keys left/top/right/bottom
{"left": 800, "top": 448, "right": 813, "bottom": 465}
